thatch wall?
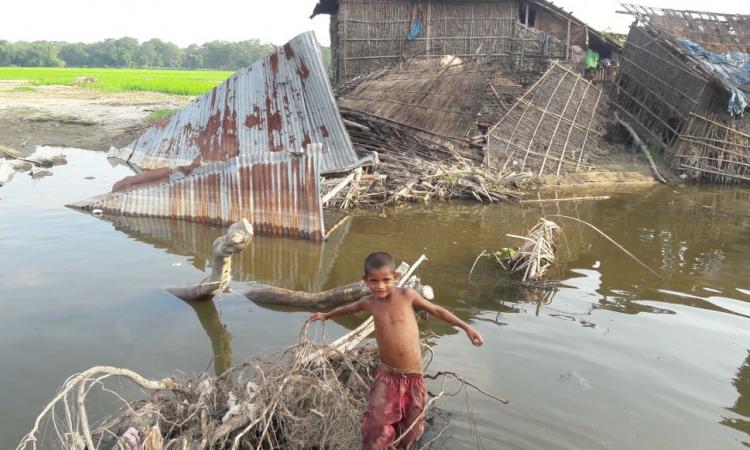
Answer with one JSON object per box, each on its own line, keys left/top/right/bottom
{"left": 533, "top": 7, "right": 586, "bottom": 49}
{"left": 486, "top": 62, "right": 606, "bottom": 176}
{"left": 334, "top": 0, "right": 519, "bottom": 83}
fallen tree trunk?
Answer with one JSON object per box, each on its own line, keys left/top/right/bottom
{"left": 244, "top": 263, "right": 434, "bottom": 310}
{"left": 246, "top": 281, "right": 370, "bottom": 309}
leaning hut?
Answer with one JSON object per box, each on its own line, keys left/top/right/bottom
{"left": 310, "top": 0, "right": 620, "bottom": 85}
{"left": 613, "top": 4, "right": 750, "bottom": 183}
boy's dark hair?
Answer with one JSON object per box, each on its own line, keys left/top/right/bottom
{"left": 364, "top": 252, "right": 395, "bottom": 275}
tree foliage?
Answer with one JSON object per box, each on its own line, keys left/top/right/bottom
{"left": 0, "top": 37, "right": 331, "bottom": 71}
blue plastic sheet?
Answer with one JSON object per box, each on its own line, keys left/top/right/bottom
{"left": 677, "top": 39, "right": 749, "bottom": 117}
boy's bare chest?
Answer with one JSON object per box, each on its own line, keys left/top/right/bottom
{"left": 370, "top": 300, "right": 417, "bottom": 325}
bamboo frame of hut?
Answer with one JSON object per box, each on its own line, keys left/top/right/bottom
{"left": 485, "top": 62, "right": 606, "bottom": 176}
{"left": 614, "top": 4, "right": 750, "bottom": 183}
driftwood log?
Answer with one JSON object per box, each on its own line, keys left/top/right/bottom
{"left": 245, "top": 281, "right": 370, "bottom": 309}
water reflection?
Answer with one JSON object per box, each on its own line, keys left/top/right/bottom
{"left": 102, "top": 214, "right": 352, "bottom": 292}
{"left": 182, "top": 298, "right": 233, "bottom": 376}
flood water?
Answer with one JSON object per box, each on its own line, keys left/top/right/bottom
{"left": 1, "top": 147, "right": 750, "bottom": 449}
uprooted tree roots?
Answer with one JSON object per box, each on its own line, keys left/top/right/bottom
{"left": 17, "top": 326, "right": 379, "bottom": 450}
{"left": 17, "top": 324, "right": 503, "bottom": 450}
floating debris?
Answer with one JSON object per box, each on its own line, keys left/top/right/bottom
{"left": 493, "top": 218, "right": 562, "bottom": 282}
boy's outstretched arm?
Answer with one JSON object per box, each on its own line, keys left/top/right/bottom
{"left": 411, "top": 290, "right": 484, "bottom": 346}
{"left": 309, "top": 298, "right": 367, "bottom": 321}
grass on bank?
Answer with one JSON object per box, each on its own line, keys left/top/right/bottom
{"left": 0, "top": 67, "right": 233, "bottom": 96}
{"left": 145, "top": 108, "right": 178, "bottom": 122}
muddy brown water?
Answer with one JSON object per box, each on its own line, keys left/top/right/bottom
{"left": 1, "top": 147, "right": 750, "bottom": 449}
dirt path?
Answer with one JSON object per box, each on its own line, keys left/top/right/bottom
{"left": 0, "top": 81, "right": 192, "bottom": 157}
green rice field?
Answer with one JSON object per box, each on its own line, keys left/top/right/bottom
{"left": 0, "top": 67, "right": 233, "bottom": 96}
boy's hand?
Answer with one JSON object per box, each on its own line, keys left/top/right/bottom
{"left": 466, "top": 327, "right": 484, "bottom": 346}
{"left": 309, "top": 312, "right": 328, "bottom": 321}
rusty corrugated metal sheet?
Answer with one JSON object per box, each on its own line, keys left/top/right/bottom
{"left": 71, "top": 150, "right": 325, "bottom": 240}
{"left": 110, "top": 31, "right": 361, "bottom": 175}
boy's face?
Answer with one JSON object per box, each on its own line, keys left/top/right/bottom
{"left": 363, "top": 267, "right": 399, "bottom": 299}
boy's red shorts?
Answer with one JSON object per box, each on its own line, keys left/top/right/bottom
{"left": 362, "top": 368, "right": 427, "bottom": 449}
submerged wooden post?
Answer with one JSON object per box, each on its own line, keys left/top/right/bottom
{"left": 167, "top": 219, "right": 254, "bottom": 301}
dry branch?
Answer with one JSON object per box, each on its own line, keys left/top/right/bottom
{"left": 614, "top": 111, "right": 668, "bottom": 183}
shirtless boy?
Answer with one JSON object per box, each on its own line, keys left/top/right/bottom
{"left": 310, "top": 252, "right": 484, "bottom": 449}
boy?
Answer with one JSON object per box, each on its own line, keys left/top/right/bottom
{"left": 310, "top": 252, "right": 483, "bottom": 449}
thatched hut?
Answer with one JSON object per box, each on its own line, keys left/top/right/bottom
{"left": 613, "top": 4, "right": 750, "bottom": 183}
{"left": 310, "top": 0, "right": 620, "bottom": 84}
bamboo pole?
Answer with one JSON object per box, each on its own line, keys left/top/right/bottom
{"left": 680, "top": 164, "right": 750, "bottom": 182}
{"left": 520, "top": 195, "right": 610, "bottom": 203}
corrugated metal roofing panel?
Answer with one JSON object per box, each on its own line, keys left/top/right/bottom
{"left": 111, "top": 31, "right": 359, "bottom": 175}
{"left": 72, "top": 150, "right": 325, "bottom": 240}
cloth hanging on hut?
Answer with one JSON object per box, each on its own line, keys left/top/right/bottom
{"left": 585, "top": 49, "right": 599, "bottom": 70}
{"left": 407, "top": 0, "right": 423, "bottom": 41}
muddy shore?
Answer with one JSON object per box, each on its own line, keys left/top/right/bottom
{"left": 0, "top": 80, "right": 191, "bottom": 157}
{"left": 0, "top": 80, "right": 659, "bottom": 188}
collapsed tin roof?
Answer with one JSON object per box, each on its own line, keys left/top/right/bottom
{"left": 71, "top": 149, "right": 327, "bottom": 240}
{"left": 71, "top": 32, "right": 378, "bottom": 241}
{"left": 110, "top": 31, "right": 367, "bottom": 175}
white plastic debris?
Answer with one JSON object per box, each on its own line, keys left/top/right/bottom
{"left": 440, "top": 54, "right": 463, "bottom": 67}
{"left": 92, "top": 209, "right": 103, "bottom": 216}
{"left": 0, "top": 160, "right": 15, "bottom": 186}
